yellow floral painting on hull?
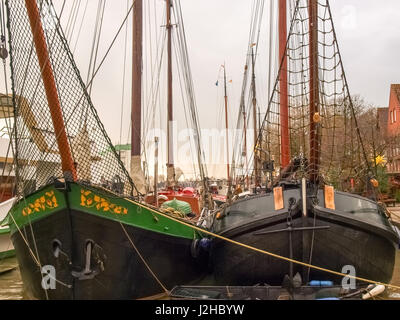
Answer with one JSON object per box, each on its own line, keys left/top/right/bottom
{"left": 22, "top": 191, "right": 58, "bottom": 216}
{"left": 80, "top": 189, "right": 128, "bottom": 215}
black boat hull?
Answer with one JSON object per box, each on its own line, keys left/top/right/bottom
{"left": 12, "top": 208, "right": 206, "bottom": 299}
{"left": 211, "top": 214, "right": 303, "bottom": 285}
{"left": 211, "top": 188, "right": 399, "bottom": 286}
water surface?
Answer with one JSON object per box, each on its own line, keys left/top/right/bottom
{"left": 1, "top": 251, "right": 399, "bottom": 300}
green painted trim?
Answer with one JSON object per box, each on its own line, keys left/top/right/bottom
{"left": 9, "top": 183, "right": 199, "bottom": 240}
{"left": 0, "top": 249, "right": 15, "bottom": 259}
{"left": 0, "top": 227, "right": 10, "bottom": 235}
{"left": 7, "top": 185, "right": 67, "bottom": 235}
{"left": 69, "top": 184, "right": 196, "bottom": 240}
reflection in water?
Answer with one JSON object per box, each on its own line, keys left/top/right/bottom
{"left": 0, "top": 257, "right": 24, "bottom": 300}
{"left": 388, "top": 249, "right": 400, "bottom": 299}
{"left": 0, "top": 252, "right": 399, "bottom": 300}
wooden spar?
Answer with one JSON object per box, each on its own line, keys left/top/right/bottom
{"left": 279, "top": 0, "right": 290, "bottom": 169}
{"left": 309, "top": 0, "right": 319, "bottom": 183}
{"left": 154, "top": 136, "right": 159, "bottom": 207}
{"left": 130, "top": 0, "right": 147, "bottom": 194}
{"left": 223, "top": 64, "right": 230, "bottom": 183}
{"left": 131, "top": 0, "right": 142, "bottom": 158}
{"left": 24, "top": 0, "right": 77, "bottom": 181}
{"left": 166, "top": 0, "right": 175, "bottom": 186}
{"left": 243, "top": 107, "right": 249, "bottom": 190}
{"left": 251, "top": 46, "right": 259, "bottom": 186}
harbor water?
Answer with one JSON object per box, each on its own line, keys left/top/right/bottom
{"left": 0, "top": 257, "right": 24, "bottom": 300}
{"left": 1, "top": 251, "right": 400, "bottom": 300}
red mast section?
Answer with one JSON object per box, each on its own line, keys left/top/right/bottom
{"left": 279, "top": 0, "right": 290, "bottom": 169}
{"left": 25, "top": 0, "right": 77, "bottom": 181}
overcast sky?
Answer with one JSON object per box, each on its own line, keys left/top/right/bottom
{"left": 52, "top": 0, "right": 400, "bottom": 177}
{"left": 5, "top": 0, "right": 398, "bottom": 178}
{"left": 53, "top": 0, "right": 400, "bottom": 135}
{"left": 329, "top": 0, "right": 400, "bottom": 107}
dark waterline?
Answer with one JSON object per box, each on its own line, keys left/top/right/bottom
{"left": 1, "top": 251, "right": 399, "bottom": 300}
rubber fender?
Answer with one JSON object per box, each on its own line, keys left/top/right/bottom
{"left": 309, "top": 280, "right": 334, "bottom": 287}
{"left": 199, "top": 238, "right": 211, "bottom": 251}
{"left": 362, "top": 285, "right": 385, "bottom": 300}
{"left": 191, "top": 238, "right": 212, "bottom": 258}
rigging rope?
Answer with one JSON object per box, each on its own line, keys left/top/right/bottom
{"left": 231, "top": 0, "right": 265, "bottom": 187}
{"left": 119, "top": 222, "right": 169, "bottom": 294}
{"left": 124, "top": 196, "right": 400, "bottom": 291}
{"left": 71, "top": 0, "right": 88, "bottom": 54}
{"left": 86, "top": 0, "right": 106, "bottom": 98}
{"left": 246, "top": 0, "right": 373, "bottom": 192}
{"left": 118, "top": 0, "right": 129, "bottom": 153}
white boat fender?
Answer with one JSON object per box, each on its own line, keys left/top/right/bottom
{"left": 362, "top": 285, "right": 385, "bottom": 300}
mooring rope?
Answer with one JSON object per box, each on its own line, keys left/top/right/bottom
{"left": 125, "top": 197, "right": 400, "bottom": 291}
{"left": 8, "top": 211, "right": 40, "bottom": 267}
{"left": 7, "top": 210, "right": 72, "bottom": 291}
{"left": 119, "top": 222, "right": 169, "bottom": 295}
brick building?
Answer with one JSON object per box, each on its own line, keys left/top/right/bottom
{"left": 386, "top": 84, "right": 400, "bottom": 173}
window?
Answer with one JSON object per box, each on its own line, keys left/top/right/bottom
{"left": 395, "top": 109, "right": 397, "bottom": 123}
{"left": 391, "top": 110, "right": 394, "bottom": 123}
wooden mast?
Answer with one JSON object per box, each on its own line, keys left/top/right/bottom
{"left": 25, "top": 0, "right": 77, "bottom": 181}
{"left": 301, "top": 0, "right": 319, "bottom": 282}
{"left": 223, "top": 64, "right": 230, "bottom": 183}
{"left": 131, "top": 0, "right": 142, "bottom": 164}
{"left": 166, "top": 0, "right": 175, "bottom": 187}
{"left": 279, "top": 0, "right": 290, "bottom": 169}
{"left": 309, "top": 0, "right": 319, "bottom": 183}
{"left": 251, "top": 46, "right": 259, "bottom": 186}
{"left": 154, "top": 136, "right": 159, "bottom": 207}
{"left": 243, "top": 107, "right": 249, "bottom": 190}
{"left": 131, "top": 0, "right": 146, "bottom": 194}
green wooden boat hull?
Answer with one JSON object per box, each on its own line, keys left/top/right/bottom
{"left": 6, "top": 182, "right": 208, "bottom": 299}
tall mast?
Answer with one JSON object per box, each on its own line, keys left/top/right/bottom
{"left": 279, "top": 0, "right": 290, "bottom": 169}
{"left": 131, "top": 0, "right": 146, "bottom": 194}
{"left": 25, "top": 0, "right": 76, "bottom": 181}
{"left": 223, "top": 64, "right": 230, "bottom": 183}
{"left": 309, "top": 0, "right": 319, "bottom": 183}
{"left": 251, "top": 46, "right": 259, "bottom": 186}
{"left": 154, "top": 136, "right": 159, "bottom": 207}
{"left": 166, "top": 0, "right": 175, "bottom": 187}
{"left": 243, "top": 107, "right": 249, "bottom": 190}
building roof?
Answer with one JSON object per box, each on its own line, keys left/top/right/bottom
{"left": 391, "top": 84, "right": 400, "bottom": 106}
